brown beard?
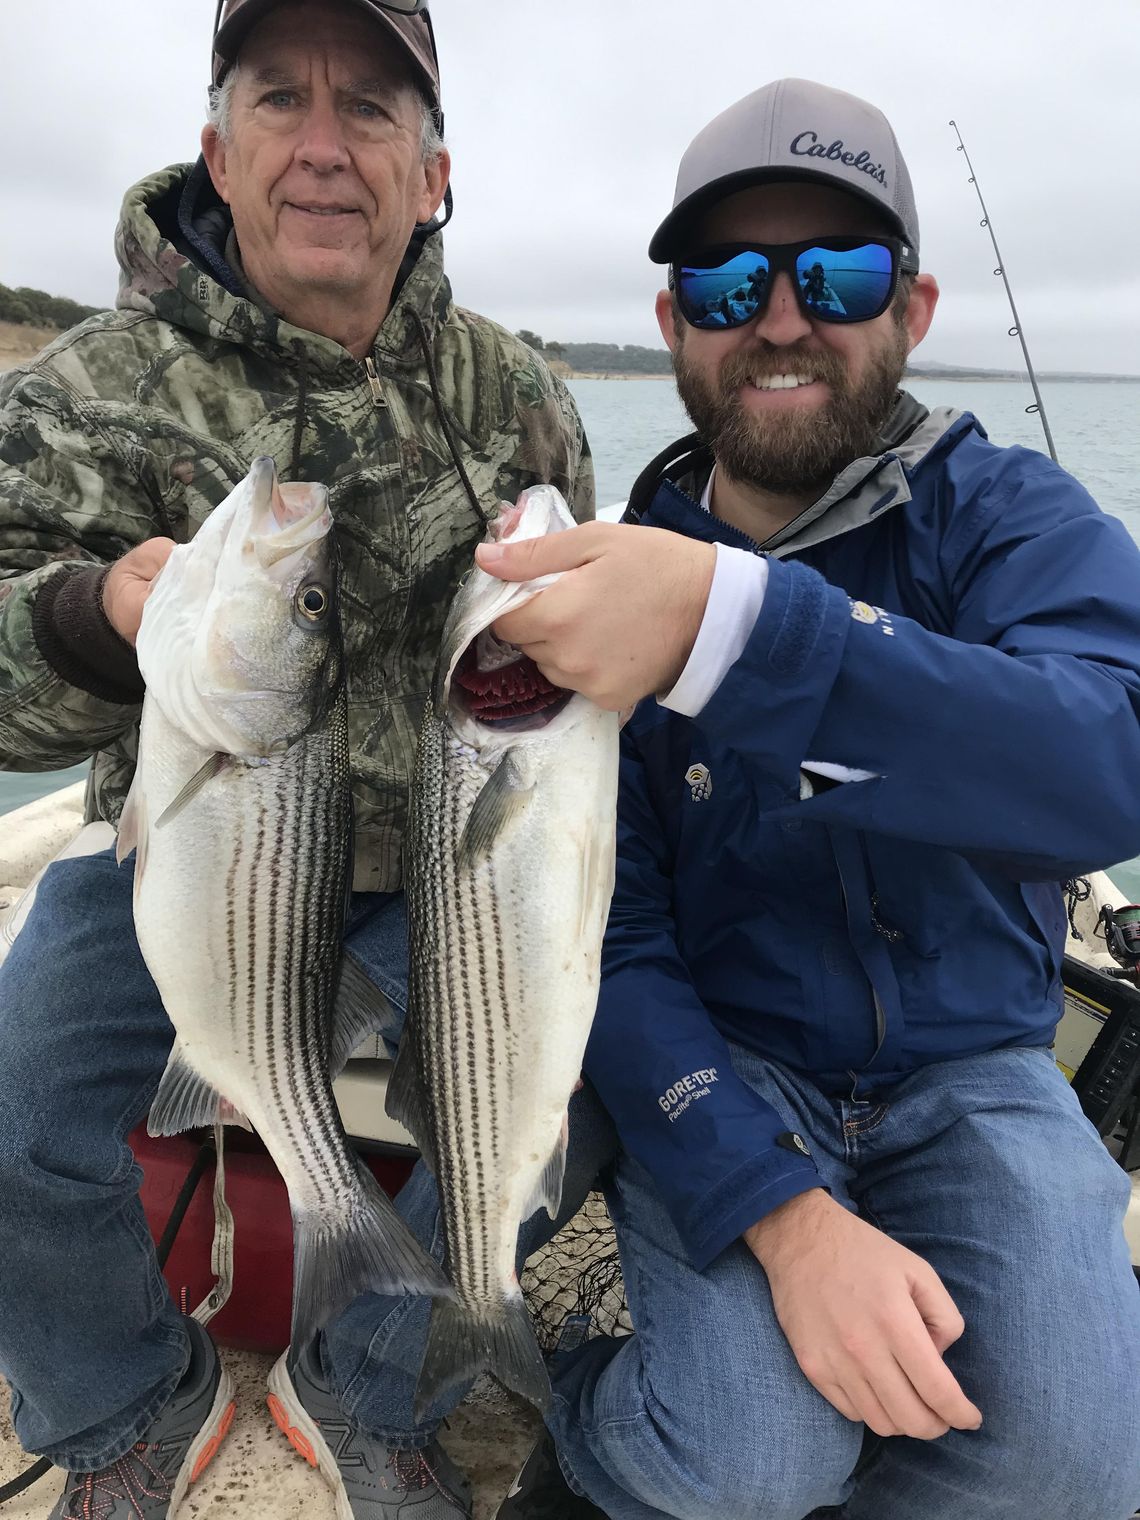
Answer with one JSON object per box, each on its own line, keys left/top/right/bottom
{"left": 672, "top": 314, "right": 910, "bottom": 497}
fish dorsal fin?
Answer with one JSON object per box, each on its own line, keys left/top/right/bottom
{"left": 522, "top": 1113, "right": 569, "bottom": 1223}
{"left": 457, "top": 748, "right": 535, "bottom": 867}
{"left": 147, "top": 1042, "right": 251, "bottom": 1137}
{"left": 116, "top": 757, "right": 149, "bottom": 882}
{"left": 384, "top": 1033, "right": 437, "bottom": 1173}
{"left": 155, "top": 754, "right": 231, "bottom": 830}
{"left": 328, "top": 954, "right": 397, "bottom": 1078}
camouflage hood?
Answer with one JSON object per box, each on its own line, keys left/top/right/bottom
{"left": 0, "top": 163, "right": 593, "bottom": 894}
{"left": 114, "top": 159, "right": 453, "bottom": 380}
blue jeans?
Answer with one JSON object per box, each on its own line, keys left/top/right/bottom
{"left": 0, "top": 849, "right": 617, "bottom": 1468}
{"left": 547, "top": 1045, "right": 1140, "bottom": 1520}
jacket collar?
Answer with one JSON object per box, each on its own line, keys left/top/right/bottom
{"left": 629, "top": 392, "right": 978, "bottom": 558}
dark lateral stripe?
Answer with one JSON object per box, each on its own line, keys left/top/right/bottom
{"left": 251, "top": 783, "right": 310, "bottom": 1182}
{"left": 431, "top": 740, "right": 507, "bottom": 1304}
{"left": 470, "top": 835, "right": 498, "bottom": 1299}
{"left": 284, "top": 734, "right": 346, "bottom": 1202}
{"left": 439, "top": 751, "right": 472, "bottom": 1293}
{"left": 224, "top": 834, "right": 243, "bottom": 1058}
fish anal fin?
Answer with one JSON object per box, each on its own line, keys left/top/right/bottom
{"left": 147, "top": 1044, "right": 251, "bottom": 1137}
{"left": 522, "top": 1117, "right": 569, "bottom": 1223}
{"left": 457, "top": 749, "right": 534, "bottom": 867}
{"left": 414, "top": 1295, "right": 550, "bottom": 1422}
{"left": 155, "top": 754, "right": 231, "bottom": 830}
{"left": 329, "top": 954, "right": 396, "bottom": 1078}
{"left": 384, "top": 1034, "right": 437, "bottom": 1172}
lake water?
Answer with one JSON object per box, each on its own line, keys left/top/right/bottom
{"left": 4, "top": 376, "right": 1140, "bottom": 892}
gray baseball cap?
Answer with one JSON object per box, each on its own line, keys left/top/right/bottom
{"left": 650, "top": 78, "right": 919, "bottom": 263}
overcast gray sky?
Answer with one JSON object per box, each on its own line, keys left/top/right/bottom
{"left": 3, "top": 0, "right": 1137, "bottom": 373}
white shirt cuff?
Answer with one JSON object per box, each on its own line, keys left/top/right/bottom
{"left": 659, "top": 545, "right": 769, "bottom": 718}
{"left": 802, "top": 759, "right": 878, "bottom": 785}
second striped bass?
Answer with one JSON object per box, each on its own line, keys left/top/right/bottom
{"left": 388, "top": 484, "right": 620, "bottom": 1415}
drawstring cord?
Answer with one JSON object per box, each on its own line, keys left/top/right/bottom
{"left": 408, "top": 308, "right": 485, "bottom": 531}
{"left": 288, "top": 314, "right": 481, "bottom": 529}
{"left": 291, "top": 346, "right": 310, "bottom": 477}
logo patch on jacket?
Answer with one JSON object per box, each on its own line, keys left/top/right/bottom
{"left": 849, "top": 600, "right": 895, "bottom": 636}
{"left": 658, "top": 1068, "right": 719, "bottom": 1122}
{"left": 686, "top": 763, "right": 712, "bottom": 801}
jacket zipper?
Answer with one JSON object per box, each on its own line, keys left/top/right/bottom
{"left": 676, "top": 482, "right": 768, "bottom": 556}
{"left": 364, "top": 357, "right": 387, "bottom": 409}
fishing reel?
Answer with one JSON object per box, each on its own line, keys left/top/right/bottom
{"left": 1097, "top": 903, "right": 1140, "bottom": 984}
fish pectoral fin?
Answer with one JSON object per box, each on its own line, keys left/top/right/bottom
{"left": 329, "top": 955, "right": 396, "bottom": 1078}
{"left": 147, "top": 1044, "right": 251, "bottom": 1137}
{"left": 457, "top": 748, "right": 535, "bottom": 866}
{"left": 576, "top": 826, "right": 614, "bottom": 942}
{"left": 116, "top": 759, "right": 149, "bottom": 880}
{"left": 155, "top": 754, "right": 232, "bottom": 830}
{"left": 522, "top": 1115, "right": 569, "bottom": 1223}
{"left": 384, "top": 1033, "right": 437, "bottom": 1172}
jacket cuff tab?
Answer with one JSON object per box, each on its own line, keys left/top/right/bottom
{"left": 32, "top": 567, "right": 145, "bottom": 706}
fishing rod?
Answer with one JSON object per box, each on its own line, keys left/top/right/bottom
{"left": 949, "top": 119, "right": 1059, "bottom": 464}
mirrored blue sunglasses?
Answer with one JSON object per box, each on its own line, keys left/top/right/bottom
{"left": 670, "top": 237, "right": 918, "bottom": 330}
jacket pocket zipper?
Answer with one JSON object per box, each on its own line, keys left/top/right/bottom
{"left": 832, "top": 841, "right": 888, "bottom": 1059}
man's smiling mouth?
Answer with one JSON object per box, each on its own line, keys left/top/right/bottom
{"left": 288, "top": 203, "right": 360, "bottom": 216}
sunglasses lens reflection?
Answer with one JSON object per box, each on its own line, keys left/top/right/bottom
{"left": 677, "top": 251, "right": 770, "bottom": 330}
{"left": 794, "top": 243, "right": 894, "bottom": 321}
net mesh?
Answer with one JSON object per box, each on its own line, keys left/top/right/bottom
{"left": 520, "top": 1192, "right": 632, "bottom": 1354}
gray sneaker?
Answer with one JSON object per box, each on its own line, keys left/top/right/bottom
{"left": 49, "top": 1317, "right": 236, "bottom": 1519}
{"left": 268, "top": 1339, "right": 472, "bottom": 1518}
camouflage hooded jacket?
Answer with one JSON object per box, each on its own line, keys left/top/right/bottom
{"left": 0, "top": 164, "right": 593, "bottom": 891}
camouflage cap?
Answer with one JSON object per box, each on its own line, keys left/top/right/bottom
{"left": 212, "top": 0, "right": 440, "bottom": 106}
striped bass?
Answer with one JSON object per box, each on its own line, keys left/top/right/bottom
{"left": 388, "top": 484, "right": 620, "bottom": 1414}
{"left": 117, "top": 456, "right": 445, "bottom": 1347}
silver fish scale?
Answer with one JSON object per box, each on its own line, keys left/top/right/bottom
{"left": 227, "top": 700, "right": 355, "bottom": 1214}
{"left": 407, "top": 720, "right": 517, "bottom": 1309}
{"left": 405, "top": 710, "right": 616, "bottom": 1319}
{"left": 136, "top": 687, "right": 357, "bottom": 1219}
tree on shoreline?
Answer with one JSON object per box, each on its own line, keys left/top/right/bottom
{"left": 0, "top": 283, "right": 101, "bottom": 331}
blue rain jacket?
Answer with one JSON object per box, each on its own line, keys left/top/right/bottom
{"left": 585, "top": 400, "right": 1140, "bottom": 1271}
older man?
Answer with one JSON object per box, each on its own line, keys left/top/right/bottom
{"left": 477, "top": 80, "right": 1140, "bottom": 1520}
{"left": 0, "top": 2, "right": 592, "bottom": 1517}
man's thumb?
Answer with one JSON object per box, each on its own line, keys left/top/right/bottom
{"left": 475, "top": 527, "right": 594, "bottom": 582}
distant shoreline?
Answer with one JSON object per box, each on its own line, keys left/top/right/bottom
{"left": 4, "top": 323, "right": 1136, "bottom": 386}
{"left": 565, "top": 371, "right": 673, "bottom": 381}
{"left": 564, "top": 368, "right": 1140, "bottom": 384}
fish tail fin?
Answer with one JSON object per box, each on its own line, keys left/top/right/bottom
{"left": 413, "top": 1292, "right": 550, "bottom": 1422}
{"left": 290, "top": 1165, "right": 448, "bottom": 1348}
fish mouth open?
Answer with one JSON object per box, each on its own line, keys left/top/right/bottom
{"left": 451, "top": 639, "right": 571, "bottom": 730}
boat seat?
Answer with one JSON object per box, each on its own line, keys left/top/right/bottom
{"left": 0, "top": 801, "right": 414, "bottom": 1152}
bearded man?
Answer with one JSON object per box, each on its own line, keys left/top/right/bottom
{"left": 478, "top": 79, "right": 1140, "bottom": 1520}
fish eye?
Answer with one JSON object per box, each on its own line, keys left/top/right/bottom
{"left": 297, "top": 585, "right": 328, "bottom": 620}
